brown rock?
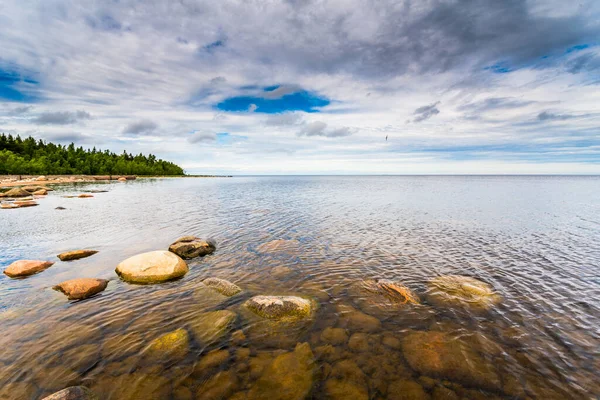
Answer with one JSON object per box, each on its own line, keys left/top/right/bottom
{"left": 33, "top": 189, "right": 48, "bottom": 195}
{"left": 4, "top": 187, "right": 31, "bottom": 197}
{"left": 388, "top": 379, "right": 430, "bottom": 400}
{"left": 116, "top": 250, "right": 188, "bottom": 284}
{"left": 14, "top": 200, "right": 38, "bottom": 207}
{"left": 57, "top": 250, "right": 98, "bottom": 261}
{"left": 0, "top": 202, "right": 18, "bottom": 209}
{"left": 4, "top": 260, "right": 54, "bottom": 277}
{"left": 41, "top": 386, "right": 99, "bottom": 400}
{"left": 320, "top": 327, "right": 349, "bottom": 345}
{"left": 202, "top": 277, "right": 241, "bottom": 296}
{"left": 118, "top": 177, "right": 127, "bottom": 182}
{"left": 78, "top": 194, "right": 94, "bottom": 198}
{"left": 169, "top": 236, "right": 216, "bottom": 259}
{"left": 53, "top": 278, "right": 109, "bottom": 300}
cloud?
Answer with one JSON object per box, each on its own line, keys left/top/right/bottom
{"left": 459, "top": 97, "right": 536, "bottom": 113}
{"left": 260, "top": 85, "right": 302, "bottom": 99}
{"left": 411, "top": 102, "right": 440, "bottom": 123}
{"left": 537, "top": 111, "right": 576, "bottom": 121}
{"left": 188, "top": 132, "right": 216, "bottom": 143}
{"left": 8, "top": 105, "right": 33, "bottom": 115}
{"left": 248, "top": 104, "right": 257, "bottom": 112}
{"left": 122, "top": 119, "right": 158, "bottom": 134}
{"left": 297, "top": 121, "right": 353, "bottom": 138}
{"left": 265, "top": 113, "right": 303, "bottom": 126}
{"left": 33, "top": 110, "right": 92, "bottom": 125}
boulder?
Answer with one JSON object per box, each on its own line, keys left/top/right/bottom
{"left": 320, "top": 327, "right": 349, "bottom": 345}
{"left": 33, "top": 189, "right": 48, "bottom": 195}
{"left": 14, "top": 200, "right": 38, "bottom": 208}
{"left": 58, "top": 250, "right": 98, "bottom": 261}
{"left": 78, "top": 194, "right": 94, "bottom": 198}
{"left": 4, "top": 187, "right": 31, "bottom": 197}
{"left": 196, "top": 370, "right": 238, "bottom": 400}
{"left": 169, "top": 236, "right": 216, "bottom": 259}
{"left": 118, "top": 177, "right": 127, "bottom": 182}
{"left": 202, "top": 277, "right": 241, "bottom": 296}
{"left": 53, "top": 278, "right": 109, "bottom": 300}
{"left": 115, "top": 250, "right": 188, "bottom": 284}
{"left": 192, "top": 349, "right": 230, "bottom": 377}
{"left": 247, "top": 342, "right": 315, "bottom": 400}
{"left": 144, "top": 328, "right": 189, "bottom": 362}
{"left": 42, "top": 386, "right": 98, "bottom": 400}
{"left": 36, "top": 176, "right": 47, "bottom": 181}
{"left": 4, "top": 260, "right": 54, "bottom": 277}
{"left": 244, "top": 295, "right": 314, "bottom": 321}
{"left": 23, "top": 185, "right": 49, "bottom": 192}
{"left": 426, "top": 275, "right": 502, "bottom": 312}
{"left": 401, "top": 330, "right": 502, "bottom": 391}
{"left": 336, "top": 304, "right": 381, "bottom": 333}
{"left": 325, "top": 359, "right": 368, "bottom": 400}
{"left": 189, "top": 310, "right": 237, "bottom": 345}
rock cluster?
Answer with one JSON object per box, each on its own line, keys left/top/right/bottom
{"left": 169, "top": 236, "right": 216, "bottom": 259}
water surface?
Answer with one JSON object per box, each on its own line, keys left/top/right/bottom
{"left": 1, "top": 176, "right": 599, "bottom": 399}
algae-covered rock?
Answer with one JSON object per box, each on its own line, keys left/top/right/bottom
{"left": 320, "top": 327, "right": 349, "bottom": 346}
{"left": 144, "top": 328, "right": 189, "bottom": 362}
{"left": 169, "top": 236, "right": 215, "bottom": 259}
{"left": 192, "top": 349, "right": 230, "bottom": 377}
{"left": 247, "top": 342, "right": 315, "bottom": 400}
{"left": 189, "top": 310, "right": 237, "bottom": 345}
{"left": 387, "top": 379, "right": 430, "bottom": 400}
{"left": 325, "top": 379, "right": 369, "bottom": 400}
{"left": 196, "top": 370, "right": 238, "bottom": 400}
{"left": 42, "top": 386, "right": 99, "bottom": 400}
{"left": 116, "top": 250, "right": 188, "bottom": 284}
{"left": 57, "top": 250, "right": 98, "bottom": 262}
{"left": 244, "top": 295, "right": 313, "bottom": 321}
{"left": 203, "top": 277, "right": 242, "bottom": 296}
{"left": 401, "top": 330, "right": 501, "bottom": 391}
{"left": 336, "top": 304, "right": 381, "bottom": 333}
{"left": 426, "top": 275, "right": 501, "bottom": 312}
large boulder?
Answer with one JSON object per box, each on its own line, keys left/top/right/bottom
{"left": 245, "top": 295, "right": 314, "bottom": 321}
{"left": 247, "top": 342, "right": 315, "bottom": 400}
{"left": 53, "top": 278, "right": 109, "bottom": 300}
{"left": 57, "top": 250, "right": 98, "bottom": 261}
{"left": 189, "top": 310, "right": 237, "bottom": 345}
{"left": 401, "top": 330, "right": 502, "bottom": 391}
{"left": 203, "top": 277, "right": 242, "bottom": 296}
{"left": 4, "top": 260, "right": 54, "bottom": 277}
{"left": 426, "top": 275, "right": 502, "bottom": 312}
{"left": 115, "top": 250, "right": 188, "bottom": 284}
{"left": 143, "top": 328, "right": 189, "bottom": 362}
{"left": 169, "top": 236, "right": 216, "bottom": 259}
{"left": 4, "top": 187, "right": 31, "bottom": 197}
{"left": 42, "top": 386, "right": 98, "bottom": 400}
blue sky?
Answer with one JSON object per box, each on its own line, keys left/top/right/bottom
{"left": 0, "top": 0, "right": 599, "bottom": 174}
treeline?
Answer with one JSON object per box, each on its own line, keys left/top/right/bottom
{"left": 0, "top": 134, "right": 184, "bottom": 176}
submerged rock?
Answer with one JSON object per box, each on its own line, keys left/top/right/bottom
{"left": 115, "top": 250, "right": 188, "bottom": 284}
{"left": 401, "top": 330, "right": 502, "bottom": 391}
{"left": 4, "top": 260, "right": 54, "bottom": 277}
{"left": 426, "top": 275, "right": 502, "bottom": 312}
{"left": 196, "top": 370, "right": 238, "bottom": 400}
{"left": 256, "top": 239, "right": 300, "bottom": 254}
{"left": 320, "top": 327, "right": 349, "bottom": 346}
{"left": 325, "top": 359, "right": 369, "bottom": 400}
{"left": 387, "top": 379, "right": 430, "bottom": 400}
{"left": 53, "top": 278, "right": 109, "bottom": 300}
{"left": 336, "top": 304, "right": 381, "bottom": 333}
{"left": 42, "top": 386, "right": 98, "bottom": 400}
{"left": 57, "top": 250, "right": 98, "bottom": 261}
{"left": 144, "top": 328, "right": 189, "bottom": 362}
{"left": 4, "top": 187, "right": 31, "bottom": 197}
{"left": 203, "top": 277, "right": 242, "bottom": 296}
{"left": 244, "top": 295, "right": 314, "bottom": 321}
{"left": 348, "top": 278, "right": 424, "bottom": 318}
{"left": 189, "top": 310, "right": 237, "bottom": 345}
{"left": 247, "top": 342, "right": 315, "bottom": 400}
{"left": 169, "top": 236, "right": 215, "bottom": 259}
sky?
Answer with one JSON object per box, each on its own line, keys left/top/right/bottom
{"left": 0, "top": 0, "right": 599, "bottom": 175}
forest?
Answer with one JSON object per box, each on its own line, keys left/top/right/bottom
{"left": 0, "top": 134, "right": 185, "bottom": 176}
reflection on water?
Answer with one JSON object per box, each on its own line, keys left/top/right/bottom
{"left": 1, "top": 176, "right": 599, "bottom": 399}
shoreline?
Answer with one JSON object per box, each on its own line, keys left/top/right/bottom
{"left": 0, "top": 174, "right": 231, "bottom": 188}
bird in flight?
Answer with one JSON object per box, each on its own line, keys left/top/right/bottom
{"left": 386, "top": 135, "right": 388, "bottom": 141}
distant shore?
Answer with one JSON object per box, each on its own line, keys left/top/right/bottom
{"left": 0, "top": 174, "right": 231, "bottom": 188}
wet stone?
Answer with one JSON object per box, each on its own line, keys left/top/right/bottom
{"left": 41, "top": 386, "right": 98, "bottom": 400}
{"left": 4, "top": 260, "right": 54, "bottom": 278}
{"left": 189, "top": 310, "right": 237, "bottom": 346}
{"left": 116, "top": 250, "right": 188, "bottom": 284}
{"left": 169, "top": 236, "right": 216, "bottom": 259}
{"left": 196, "top": 370, "right": 238, "bottom": 400}
{"left": 426, "top": 275, "right": 502, "bottom": 313}
{"left": 320, "top": 327, "right": 349, "bottom": 345}
{"left": 53, "top": 278, "right": 109, "bottom": 300}
{"left": 202, "top": 277, "right": 242, "bottom": 296}
{"left": 192, "top": 349, "right": 230, "bottom": 377}
{"left": 57, "top": 250, "right": 98, "bottom": 262}
{"left": 387, "top": 379, "right": 430, "bottom": 400}
{"left": 143, "top": 328, "right": 189, "bottom": 363}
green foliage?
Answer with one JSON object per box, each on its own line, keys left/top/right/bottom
{"left": 0, "top": 134, "right": 185, "bottom": 176}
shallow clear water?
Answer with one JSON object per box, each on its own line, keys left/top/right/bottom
{"left": 1, "top": 176, "right": 599, "bottom": 399}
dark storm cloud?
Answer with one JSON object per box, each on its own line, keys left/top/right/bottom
{"left": 33, "top": 110, "right": 92, "bottom": 125}
{"left": 411, "top": 102, "right": 440, "bottom": 123}
{"left": 122, "top": 119, "right": 158, "bottom": 134}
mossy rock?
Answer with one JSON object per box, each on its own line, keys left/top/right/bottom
{"left": 143, "top": 328, "right": 189, "bottom": 362}
{"left": 202, "top": 277, "right": 242, "bottom": 297}
{"left": 401, "top": 330, "right": 502, "bottom": 392}
{"left": 247, "top": 342, "right": 315, "bottom": 400}
{"left": 244, "top": 295, "right": 314, "bottom": 321}
{"left": 189, "top": 310, "right": 237, "bottom": 346}
{"left": 426, "top": 275, "right": 502, "bottom": 312}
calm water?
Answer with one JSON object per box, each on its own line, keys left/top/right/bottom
{"left": 1, "top": 176, "right": 599, "bottom": 399}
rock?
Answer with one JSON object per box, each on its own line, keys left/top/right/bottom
{"left": 118, "top": 177, "right": 127, "bottom": 182}
{"left": 336, "top": 304, "right": 381, "bottom": 333}
{"left": 231, "top": 330, "right": 246, "bottom": 346}
{"left": 192, "top": 349, "right": 230, "bottom": 377}
{"left": 324, "top": 379, "right": 369, "bottom": 400}
{"left": 348, "top": 333, "right": 372, "bottom": 352}
{"left": 57, "top": 250, "right": 98, "bottom": 261}
{"left": 202, "top": 277, "right": 241, "bottom": 296}
{"left": 42, "top": 386, "right": 98, "bottom": 400}
{"left": 115, "top": 250, "right": 188, "bottom": 284}
{"left": 4, "top": 187, "right": 31, "bottom": 197}
{"left": 92, "top": 176, "right": 110, "bottom": 180}
{"left": 168, "top": 236, "right": 216, "bottom": 259}
{"left": 426, "top": 275, "right": 501, "bottom": 312}
{"left": 78, "top": 194, "right": 93, "bottom": 198}
{"left": 91, "top": 372, "right": 170, "bottom": 399}
{"left": 387, "top": 379, "right": 430, "bottom": 400}
{"left": 272, "top": 266, "right": 293, "bottom": 278}
{"left": 432, "top": 386, "right": 459, "bottom": 400}
{"left": 56, "top": 207, "right": 67, "bottom": 210}
{"left": 0, "top": 202, "right": 19, "bottom": 209}
{"left": 33, "top": 189, "right": 48, "bottom": 195}
{"left": 247, "top": 342, "right": 315, "bottom": 400}
{"left": 101, "top": 332, "right": 145, "bottom": 359}
{"left": 14, "top": 200, "right": 38, "bottom": 208}
{"left": 189, "top": 310, "right": 237, "bottom": 345}
{"left": 348, "top": 279, "right": 427, "bottom": 320}
{"left": 401, "top": 330, "right": 502, "bottom": 391}
{"left": 4, "top": 260, "right": 54, "bottom": 277}
{"left": 196, "top": 370, "right": 238, "bottom": 400}
{"left": 256, "top": 239, "right": 300, "bottom": 254}
{"left": 244, "top": 295, "right": 314, "bottom": 321}
{"left": 144, "top": 328, "right": 189, "bottom": 362}
{"left": 36, "top": 176, "right": 47, "bottom": 181}
{"left": 320, "top": 327, "right": 349, "bottom": 345}
{"left": 382, "top": 333, "right": 402, "bottom": 350}
{"left": 53, "top": 278, "right": 109, "bottom": 300}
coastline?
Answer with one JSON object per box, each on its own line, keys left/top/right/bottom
{"left": 0, "top": 174, "right": 231, "bottom": 188}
